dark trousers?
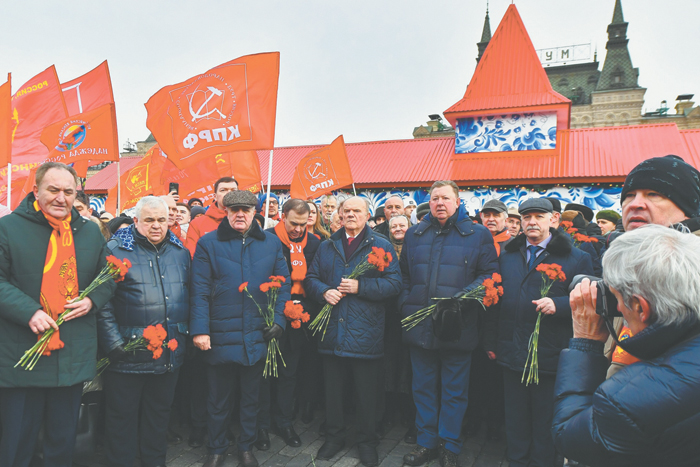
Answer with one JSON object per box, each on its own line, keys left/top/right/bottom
{"left": 177, "top": 350, "right": 208, "bottom": 429}
{"left": 296, "top": 334, "right": 323, "bottom": 412}
{"left": 104, "top": 370, "right": 180, "bottom": 467}
{"left": 207, "top": 361, "right": 264, "bottom": 454}
{"left": 502, "top": 368, "right": 557, "bottom": 467}
{"left": 0, "top": 383, "right": 82, "bottom": 467}
{"left": 410, "top": 346, "right": 472, "bottom": 455}
{"left": 322, "top": 354, "right": 380, "bottom": 447}
{"left": 258, "top": 343, "right": 302, "bottom": 430}
{"left": 465, "top": 347, "right": 504, "bottom": 429}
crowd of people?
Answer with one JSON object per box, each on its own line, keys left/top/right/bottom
{"left": 0, "top": 154, "right": 699, "bottom": 467}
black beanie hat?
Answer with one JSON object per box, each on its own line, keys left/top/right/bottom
{"left": 621, "top": 155, "right": 700, "bottom": 217}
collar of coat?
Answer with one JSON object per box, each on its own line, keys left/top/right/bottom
{"left": 217, "top": 216, "right": 266, "bottom": 242}
{"left": 14, "top": 192, "right": 88, "bottom": 233}
{"left": 504, "top": 227, "right": 572, "bottom": 256}
{"left": 111, "top": 224, "right": 184, "bottom": 252}
{"left": 330, "top": 223, "right": 373, "bottom": 243}
{"left": 618, "top": 316, "right": 700, "bottom": 361}
{"left": 412, "top": 205, "right": 475, "bottom": 237}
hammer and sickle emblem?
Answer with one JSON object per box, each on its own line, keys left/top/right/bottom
{"left": 188, "top": 86, "right": 226, "bottom": 122}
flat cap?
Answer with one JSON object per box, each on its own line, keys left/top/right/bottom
{"left": 544, "top": 197, "right": 562, "bottom": 213}
{"left": 223, "top": 190, "right": 257, "bottom": 208}
{"left": 519, "top": 198, "right": 553, "bottom": 215}
{"left": 481, "top": 199, "right": 507, "bottom": 213}
{"left": 507, "top": 207, "right": 521, "bottom": 219}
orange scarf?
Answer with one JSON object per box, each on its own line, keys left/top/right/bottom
{"left": 35, "top": 200, "right": 79, "bottom": 355}
{"left": 492, "top": 229, "right": 511, "bottom": 256}
{"left": 274, "top": 222, "right": 307, "bottom": 296}
{"left": 612, "top": 326, "right": 641, "bottom": 365}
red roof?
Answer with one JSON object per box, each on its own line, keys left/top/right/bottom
{"left": 84, "top": 156, "right": 142, "bottom": 193}
{"left": 85, "top": 124, "right": 700, "bottom": 194}
{"left": 444, "top": 5, "right": 569, "bottom": 117}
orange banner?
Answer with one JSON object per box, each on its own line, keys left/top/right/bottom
{"left": 62, "top": 61, "right": 115, "bottom": 116}
{"left": 172, "top": 151, "right": 262, "bottom": 205}
{"left": 145, "top": 52, "right": 279, "bottom": 168}
{"left": 1, "top": 66, "right": 68, "bottom": 205}
{"left": 0, "top": 74, "right": 11, "bottom": 168}
{"left": 105, "top": 144, "right": 168, "bottom": 214}
{"left": 290, "top": 135, "right": 353, "bottom": 200}
{"left": 40, "top": 103, "right": 119, "bottom": 166}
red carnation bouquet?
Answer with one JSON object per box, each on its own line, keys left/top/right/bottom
{"left": 522, "top": 263, "right": 566, "bottom": 386}
{"left": 309, "top": 247, "right": 392, "bottom": 340}
{"left": 560, "top": 221, "right": 599, "bottom": 247}
{"left": 401, "top": 273, "right": 504, "bottom": 331}
{"left": 95, "top": 323, "right": 178, "bottom": 376}
{"left": 284, "top": 301, "right": 310, "bottom": 329}
{"left": 16, "top": 255, "right": 132, "bottom": 371}
{"left": 239, "top": 276, "right": 287, "bottom": 378}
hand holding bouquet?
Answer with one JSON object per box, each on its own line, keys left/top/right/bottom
{"left": 310, "top": 247, "right": 392, "bottom": 340}
{"left": 95, "top": 323, "right": 178, "bottom": 376}
{"left": 16, "top": 255, "right": 131, "bottom": 371}
{"left": 522, "top": 263, "right": 566, "bottom": 386}
{"left": 401, "top": 273, "right": 503, "bottom": 331}
{"left": 240, "top": 276, "right": 287, "bottom": 378}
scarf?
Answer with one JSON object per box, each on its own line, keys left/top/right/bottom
{"left": 274, "top": 222, "right": 307, "bottom": 296}
{"left": 492, "top": 229, "right": 511, "bottom": 256}
{"left": 35, "top": 200, "right": 79, "bottom": 355}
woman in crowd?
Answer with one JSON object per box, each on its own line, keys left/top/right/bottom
{"left": 307, "top": 201, "right": 330, "bottom": 239}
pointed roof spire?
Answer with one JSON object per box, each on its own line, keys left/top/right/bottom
{"left": 611, "top": 0, "right": 624, "bottom": 24}
{"left": 449, "top": 4, "right": 570, "bottom": 115}
{"left": 480, "top": 4, "right": 492, "bottom": 43}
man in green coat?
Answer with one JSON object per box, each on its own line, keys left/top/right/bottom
{"left": 0, "top": 162, "right": 116, "bottom": 467}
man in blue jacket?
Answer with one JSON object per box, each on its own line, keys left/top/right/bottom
{"left": 190, "top": 190, "right": 290, "bottom": 467}
{"left": 399, "top": 181, "right": 498, "bottom": 467}
{"left": 484, "top": 198, "right": 593, "bottom": 467}
{"left": 556, "top": 225, "right": 700, "bottom": 466}
{"left": 97, "top": 196, "right": 191, "bottom": 467}
{"left": 306, "top": 196, "right": 402, "bottom": 467}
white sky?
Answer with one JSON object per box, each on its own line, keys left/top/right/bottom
{"left": 1, "top": 0, "right": 697, "bottom": 150}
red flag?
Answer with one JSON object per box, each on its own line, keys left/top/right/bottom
{"left": 0, "top": 74, "right": 11, "bottom": 168}
{"left": 62, "top": 61, "right": 115, "bottom": 116}
{"left": 169, "top": 151, "right": 263, "bottom": 206}
{"left": 145, "top": 52, "right": 279, "bottom": 168}
{"left": 290, "top": 135, "right": 353, "bottom": 200}
{"left": 105, "top": 144, "right": 167, "bottom": 214}
{"left": 40, "top": 103, "right": 119, "bottom": 166}
{"left": 0, "top": 66, "right": 68, "bottom": 205}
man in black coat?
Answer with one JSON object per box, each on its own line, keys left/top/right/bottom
{"left": 484, "top": 198, "right": 593, "bottom": 467}
{"left": 97, "top": 196, "right": 191, "bottom": 467}
{"left": 257, "top": 199, "right": 320, "bottom": 450}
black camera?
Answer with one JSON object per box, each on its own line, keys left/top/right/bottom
{"left": 569, "top": 275, "right": 622, "bottom": 342}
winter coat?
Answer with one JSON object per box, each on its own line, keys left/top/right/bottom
{"left": 184, "top": 204, "right": 226, "bottom": 257}
{"left": 189, "top": 218, "right": 290, "bottom": 366}
{"left": 0, "top": 193, "right": 116, "bottom": 388}
{"left": 552, "top": 320, "right": 700, "bottom": 466}
{"left": 306, "top": 225, "right": 402, "bottom": 359}
{"left": 96, "top": 226, "right": 190, "bottom": 374}
{"left": 398, "top": 206, "right": 499, "bottom": 351}
{"left": 485, "top": 228, "right": 593, "bottom": 375}
{"left": 266, "top": 228, "right": 321, "bottom": 353}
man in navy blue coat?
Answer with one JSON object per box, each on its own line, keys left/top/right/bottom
{"left": 190, "top": 190, "right": 290, "bottom": 467}
{"left": 399, "top": 181, "right": 498, "bottom": 467}
{"left": 484, "top": 198, "right": 593, "bottom": 467}
{"left": 306, "top": 196, "right": 402, "bottom": 467}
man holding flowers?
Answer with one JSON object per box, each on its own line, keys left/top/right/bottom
{"left": 399, "top": 180, "right": 498, "bottom": 467}
{"left": 0, "top": 162, "right": 116, "bottom": 467}
{"left": 483, "top": 198, "right": 592, "bottom": 467}
{"left": 190, "top": 190, "right": 290, "bottom": 467}
{"left": 257, "top": 199, "right": 320, "bottom": 449}
{"left": 306, "top": 196, "right": 401, "bottom": 467}
{"left": 96, "top": 195, "right": 191, "bottom": 467}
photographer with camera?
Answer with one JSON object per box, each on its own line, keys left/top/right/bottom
{"left": 553, "top": 225, "right": 700, "bottom": 466}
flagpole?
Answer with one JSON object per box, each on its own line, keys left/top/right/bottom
{"left": 6, "top": 163, "right": 10, "bottom": 210}
{"left": 116, "top": 160, "right": 121, "bottom": 215}
{"left": 264, "top": 150, "right": 274, "bottom": 219}
{"left": 352, "top": 183, "right": 357, "bottom": 196}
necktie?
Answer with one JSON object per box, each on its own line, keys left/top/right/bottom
{"left": 527, "top": 245, "right": 542, "bottom": 271}
{"left": 347, "top": 237, "right": 354, "bottom": 245}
